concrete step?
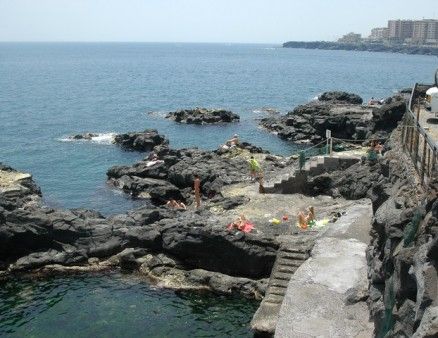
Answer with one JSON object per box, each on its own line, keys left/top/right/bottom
{"left": 277, "top": 258, "right": 305, "bottom": 267}
{"left": 276, "top": 266, "right": 298, "bottom": 274}
{"left": 267, "top": 286, "right": 288, "bottom": 296}
{"left": 271, "top": 271, "right": 295, "bottom": 280}
{"left": 263, "top": 294, "right": 284, "bottom": 304}
{"left": 279, "top": 250, "right": 309, "bottom": 259}
{"left": 269, "top": 279, "right": 290, "bottom": 288}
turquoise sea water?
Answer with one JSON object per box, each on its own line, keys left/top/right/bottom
{"left": 0, "top": 272, "right": 258, "bottom": 338}
{"left": 0, "top": 43, "right": 436, "bottom": 214}
{"left": 0, "top": 43, "right": 437, "bottom": 336}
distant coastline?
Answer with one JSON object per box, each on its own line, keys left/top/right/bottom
{"left": 282, "top": 41, "right": 438, "bottom": 56}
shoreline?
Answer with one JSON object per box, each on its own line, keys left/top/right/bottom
{"left": 283, "top": 41, "right": 438, "bottom": 56}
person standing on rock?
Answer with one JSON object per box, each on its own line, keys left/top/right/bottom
{"left": 194, "top": 174, "right": 201, "bottom": 208}
{"left": 248, "top": 156, "right": 261, "bottom": 181}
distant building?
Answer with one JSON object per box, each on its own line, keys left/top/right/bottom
{"left": 413, "top": 20, "right": 429, "bottom": 42}
{"left": 338, "top": 32, "right": 362, "bottom": 44}
{"left": 369, "top": 27, "right": 389, "bottom": 41}
{"left": 387, "top": 19, "right": 438, "bottom": 44}
{"left": 388, "top": 20, "right": 414, "bottom": 41}
{"left": 425, "top": 20, "right": 438, "bottom": 43}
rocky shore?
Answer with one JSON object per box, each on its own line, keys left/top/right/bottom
{"left": 283, "top": 41, "right": 438, "bottom": 57}
{"left": 0, "top": 163, "right": 277, "bottom": 296}
{"left": 0, "top": 133, "right": 357, "bottom": 300}
{"left": 3, "top": 90, "right": 437, "bottom": 337}
{"left": 260, "top": 91, "right": 406, "bottom": 144}
{"left": 165, "top": 108, "right": 240, "bottom": 124}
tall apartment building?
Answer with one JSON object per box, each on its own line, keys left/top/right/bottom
{"left": 388, "top": 19, "right": 438, "bottom": 43}
{"left": 426, "top": 20, "right": 438, "bottom": 42}
{"left": 388, "top": 20, "right": 414, "bottom": 40}
{"left": 413, "top": 20, "right": 429, "bottom": 42}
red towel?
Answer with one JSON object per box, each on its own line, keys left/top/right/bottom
{"left": 227, "top": 221, "right": 254, "bottom": 233}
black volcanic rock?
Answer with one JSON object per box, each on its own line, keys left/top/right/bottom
{"left": 166, "top": 108, "right": 240, "bottom": 124}
{"left": 70, "top": 133, "right": 99, "bottom": 140}
{"left": 319, "top": 91, "right": 363, "bottom": 104}
{"left": 260, "top": 93, "right": 406, "bottom": 144}
{"left": 114, "top": 129, "right": 168, "bottom": 151}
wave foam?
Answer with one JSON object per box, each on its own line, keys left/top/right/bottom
{"left": 58, "top": 132, "right": 117, "bottom": 145}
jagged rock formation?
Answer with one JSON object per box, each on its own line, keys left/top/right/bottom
{"left": 260, "top": 93, "right": 406, "bottom": 144}
{"left": 166, "top": 108, "right": 240, "bottom": 124}
{"left": 0, "top": 162, "right": 280, "bottom": 297}
{"left": 107, "top": 144, "right": 287, "bottom": 203}
{"left": 318, "top": 91, "right": 363, "bottom": 104}
{"left": 113, "top": 129, "right": 169, "bottom": 151}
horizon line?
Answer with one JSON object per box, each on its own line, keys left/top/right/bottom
{"left": 0, "top": 40, "right": 334, "bottom": 45}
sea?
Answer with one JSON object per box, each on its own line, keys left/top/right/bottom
{"left": 0, "top": 42, "right": 436, "bottom": 337}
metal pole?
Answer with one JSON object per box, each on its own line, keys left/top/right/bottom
{"left": 401, "top": 115, "right": 406, "bottom": 150}
{"left": 329, "top": 137, "right": 333, "bottom": 157}
{"left": 421, "top": 136, "right": 427, "bottom": 183}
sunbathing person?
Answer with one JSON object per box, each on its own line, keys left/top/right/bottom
{"left": 221, "top": 134, "right": 240, "bottom": 150}
{"left": 227, "top": 214, "right": 254, "bottom": 233}
{"left": 166, "top": 199, "right": 187, "bottom": 210}
{"left": 145, "top": 153, "right": 164, "bottom": 167}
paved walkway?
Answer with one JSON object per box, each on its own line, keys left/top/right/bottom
{"left": 419, "top": 107, "right": 438, "bottom": 147}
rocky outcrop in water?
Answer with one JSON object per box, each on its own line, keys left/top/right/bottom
{"left": 114, "top": 129, "right": 169, "bottom": 151}
{"left": 69, "top": 132, "right": 99, "bottom": 140}
{"left": 166, "top": 108, "right": 240, "bottom": 124}
{"left": 318, "top": 91, "right": 363, "bottom": 104}
{"left": 260, "top": 93, "right": 406, "bottom": 144}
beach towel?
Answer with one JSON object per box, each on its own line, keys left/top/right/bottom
{"left": 296, "top": 218, "right": 329, "bottom": 229}
{"left": 227, "top": 221, "right": 254, "bottom": 233}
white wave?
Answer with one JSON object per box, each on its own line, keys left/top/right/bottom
{"left": 58, "top": 132, "right": 116, "bottom": 145}
{"left": 91, "top": 133, "right": 117, "bottom": 144}
{"left": 252, "top": 107, "right": 279, "bottom": 114}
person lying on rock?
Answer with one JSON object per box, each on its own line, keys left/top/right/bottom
{"left": 145, "top": 152, "right": 164, "bottom": 167}
{"left": 227, "top": 214, "right": 254, "bottom": 233}
{"left": 166, "top": 199, "right": 187, "bottom": 210}
{"left": 221, "top": 134, "right": 240, "bottom": 150}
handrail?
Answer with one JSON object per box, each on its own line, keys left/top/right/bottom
{"left": 403, "top": 83, "right": 438, "bottom": 186}
{"left": 408, "top": 83, "right": 437, "bottom": 153}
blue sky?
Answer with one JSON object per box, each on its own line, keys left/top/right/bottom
{"left": 1, "top": 0, "right": 437, "bottom": 43}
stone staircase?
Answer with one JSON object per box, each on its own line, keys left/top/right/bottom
{"left": 250, "top": 233, "right": 317, "bottom": 335}
{"left": 264, "top": 155, "right": 360, "bottom": 194}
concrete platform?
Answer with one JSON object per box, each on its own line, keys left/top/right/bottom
{"left": 275, "top": 201, "right": 374, "bottom": 338}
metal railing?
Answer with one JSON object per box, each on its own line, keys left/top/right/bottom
{"left": 401, "top": 83, "right": 437, "bottom": 187}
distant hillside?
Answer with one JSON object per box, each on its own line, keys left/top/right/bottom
{"left": 282, "top": 41, "right": 438, "bottom": 56}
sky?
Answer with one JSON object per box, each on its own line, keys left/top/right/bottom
{"left": 1, "top": 0, "right": 437, "bottom": 43}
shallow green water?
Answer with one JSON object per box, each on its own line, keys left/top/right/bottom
{"left": 0, "top": 272, "right": 259, "bottom": 338}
